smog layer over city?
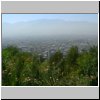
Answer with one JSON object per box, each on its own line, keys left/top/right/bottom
{"left": 2, "top": 14, "right": 98, "bottom": 59}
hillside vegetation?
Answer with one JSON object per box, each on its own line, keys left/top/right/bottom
{"left": 2, "top": 45, "right": 98, "bottom": 86}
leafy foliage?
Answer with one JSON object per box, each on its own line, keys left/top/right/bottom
{"left": 2, "top": 45, "right": 98, "bottom": 86}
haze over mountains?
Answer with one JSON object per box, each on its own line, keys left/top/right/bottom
{"left": 2, "top": 19, "right": 98, "bottom": 40}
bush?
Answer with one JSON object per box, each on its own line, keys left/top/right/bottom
{"left": 2, "top": 45, "right": 98, "bottom": 86}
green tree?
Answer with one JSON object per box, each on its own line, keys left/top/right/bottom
{"left": 77, "top": 46, "right": 98, "bottom": 86}
{"left": 66, "top": 46, "right": 79, "bottom": 66}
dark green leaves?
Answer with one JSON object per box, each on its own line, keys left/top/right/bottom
{"left": 2, "top": 45, "right": 98, "bottom": 86}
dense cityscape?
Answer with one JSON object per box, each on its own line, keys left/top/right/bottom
{"left": 2, "top": 37, "right": 97, "bottom": 59}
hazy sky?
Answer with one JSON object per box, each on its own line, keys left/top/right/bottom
{"left": 2, "top": 14, "right": 98, "bottom": 40}
{"left": 2, "top": 14, "right": 98, "bottom": 23}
